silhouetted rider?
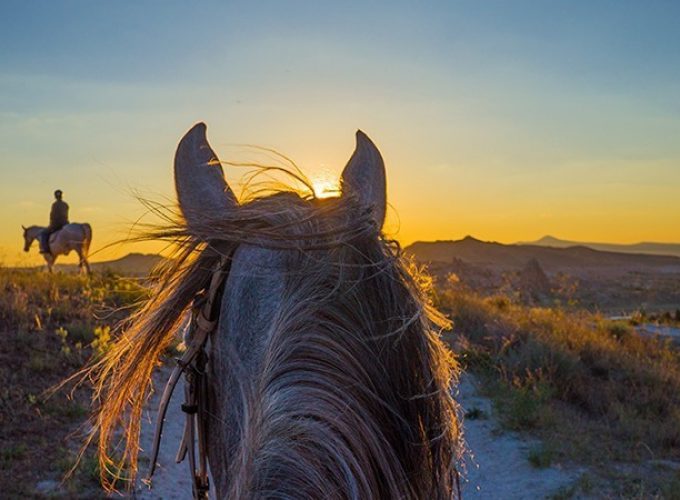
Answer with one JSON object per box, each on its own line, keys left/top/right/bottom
{"left": 39, "top": 189, "right": 69, "bottom": 254}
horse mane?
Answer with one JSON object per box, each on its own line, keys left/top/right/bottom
{"left": 83, "top": 170, "right": 462, "bottom": 497}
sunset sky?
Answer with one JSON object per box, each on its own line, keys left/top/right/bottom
{"left": 1, "top": 1, "right": 679, "bottom": 265}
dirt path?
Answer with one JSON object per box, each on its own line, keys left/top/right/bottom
{"left": 135, "top": 369, "right": 580, "bottom": 499}
{"left": 458, "top": 374, "right": 580, "bottom": 499}
{"left": 135, "top": 366, "right": 200, "bottom": 499}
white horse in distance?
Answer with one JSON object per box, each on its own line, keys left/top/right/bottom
{"left": 22, "top": 223, "right": 92, "bottom": 274}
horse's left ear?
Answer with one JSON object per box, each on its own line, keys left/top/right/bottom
{"left": 340, "top": 130, "right": 386, "bottom": 229}
{"left": 174, "top": 123, "right": 238, "bottom": 233}
{"left": 21, "top": 225, "right": 26, "bottom": 231}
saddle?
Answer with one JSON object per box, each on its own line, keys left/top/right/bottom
{"left": 39, "top": 227, "right": 63, "bottom": 255}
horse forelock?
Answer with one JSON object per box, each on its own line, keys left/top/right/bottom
{"left": 89, "top": 186, "right": 461, "bottom": 497}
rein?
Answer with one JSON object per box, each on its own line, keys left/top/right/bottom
{"left": 148, "top": 254, "right": 230, "bottom": 499}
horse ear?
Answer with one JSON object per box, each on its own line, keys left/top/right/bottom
{"left": 21, "top": 225, "right": 27, "bottom": 231}
{"left": 340, "top": 130, "right": 386, "bottom": 229}
{"left": 174, "top": 122, "right": 238, "bottom": 232}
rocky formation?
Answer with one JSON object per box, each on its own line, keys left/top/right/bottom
{"left": 519, "top": 258, "right": 552, "bottom": 304}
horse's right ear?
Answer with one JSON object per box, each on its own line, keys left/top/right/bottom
{"left": 174, "top": 123, "right": 238, "bottom": 233}
{"left": 21, "top": 225, "right": 26, "bottom": 231}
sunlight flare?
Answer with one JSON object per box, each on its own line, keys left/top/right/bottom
{"left": 311, "top": 175, "right": 340, "bottom": 199}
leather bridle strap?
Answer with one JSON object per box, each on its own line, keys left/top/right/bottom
{"left": 147, "top": 254, "right": 230, "bottom": 499}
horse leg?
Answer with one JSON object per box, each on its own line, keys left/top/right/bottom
{"left": 77, "top": 249, "right": 84, "bottom": 274}
{"left": 77, "top": 249, "right": 91, "bottom": 275}
{"left": 45, "top": 254, "right": 54, "bottom": 273}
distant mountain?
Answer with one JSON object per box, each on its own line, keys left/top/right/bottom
{"left": 521, "top": 235, "right": 680, "bottom": 258}
{"left": 405, "top": 236, "right": 680, "bottom": 278}
{"left": 56, "top": 253, "right": 164, "bottom": 276}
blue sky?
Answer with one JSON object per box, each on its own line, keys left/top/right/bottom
{"left": 2, "top": 1, "right": 679, "bottom": 264}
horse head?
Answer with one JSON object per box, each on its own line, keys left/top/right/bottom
{"left": 21, "top": 225, "right": 33, "bottom": 252}
{"left": 93, "top": 123, "right": 460, "bottom": 498}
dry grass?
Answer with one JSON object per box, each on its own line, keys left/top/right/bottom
{"left": 0, "top": 268, "right": 146, "bottom": 497}
{"left": 2, "top": 263, "right": 679, "bottom": 497}
{"left": 437, "top": 287, "right": 680, "bottom": 497}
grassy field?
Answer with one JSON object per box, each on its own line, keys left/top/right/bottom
{"left": 0, "top": 268, "right": 147, "bottom": 498}
{"left": 1, "top": 265, "right": 679, "bottom": 498}
{"left": 436, "top": 282, "right": 680, "bottom": 498}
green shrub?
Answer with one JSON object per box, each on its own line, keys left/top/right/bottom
{"left": 527, "top": 443, "right": 556, "bottom": 468}
{"left": 91, "top": 325, "right": 112, "bottom": 356}
{"left": 607, "top": 321, "right": 632, "bottom": 341}
{"left": 497, "top": 380, "right": 554, "bottom": 430}
{"left": 64, "top": 321, "right": 94, "bottom": 344}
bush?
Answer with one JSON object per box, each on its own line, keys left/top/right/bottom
{"left": 0, "top": 268, "right": 146, "bottom": 334}
{"left": 64, "top": 321, "right": 95, "bottom": 344}
{"left": 498, "top": 378, "right": 555, "bottom": 431}
{"left": 91, "top": 325, "right": 112, "bottom": 356}
{"left": 527, "top": 443, "right": 556, "bottom": 468}
{"left": 439, "top": 288, "right": 680, "bottom": 461}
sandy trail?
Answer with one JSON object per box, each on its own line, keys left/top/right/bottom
{"left": 458, "top": 374, "right": 579, "bottom": 499}
{"left": 135, "top": 368, "right": 578, "bottom": 499}
{"left": 135, "top": 366, "right": 202, "bottom": 499}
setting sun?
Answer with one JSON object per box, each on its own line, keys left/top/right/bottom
{"left": 311, "top": 176, "right": 340, "bottom": 199}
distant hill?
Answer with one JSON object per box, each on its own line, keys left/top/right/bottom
{"left": 56, "top": 253, "right": 164, "bottom": 276}
{"left": 405, "top": 236, "right": 680, "bottom": 278}
{"left": 521, "top": 235, "right": 680, "bottom": 258}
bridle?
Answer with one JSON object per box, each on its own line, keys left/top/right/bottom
{"left": 148, "top": 254, "right": 231, "bottom": 499}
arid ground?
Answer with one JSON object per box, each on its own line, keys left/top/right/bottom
{"left": 2, "top": 240, "right": 679, "bottom": 498}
